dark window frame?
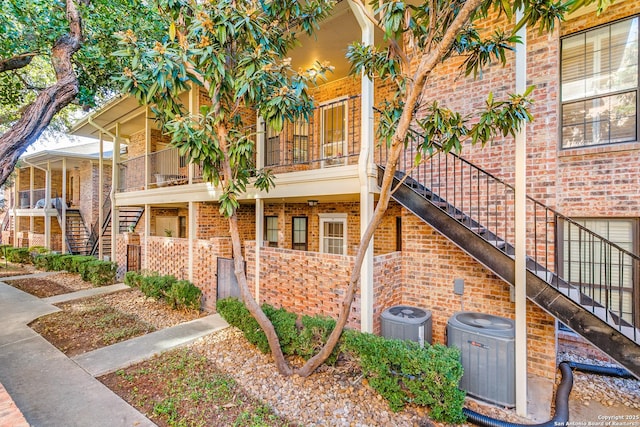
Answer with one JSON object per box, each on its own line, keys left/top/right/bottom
{"left": 292, "top": 216, "right": 308, "bottom": 251}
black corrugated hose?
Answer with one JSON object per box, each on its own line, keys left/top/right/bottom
{"left": 564, "top": 361, "right": 635, "bottom": 379}
{"left": 462, "top": 361, "right": 573, "bottom": 427}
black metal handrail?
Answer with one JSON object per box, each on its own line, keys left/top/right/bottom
{"left": 377, "top": 123, "right": 639, "bottom": 340}
{"left": 263, "top": 95, "right": 361, "bottom": 172}
{"left": 89, "top": 189, "right": 112, "bottom": 256}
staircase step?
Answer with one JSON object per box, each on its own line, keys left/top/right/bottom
{"left": 487, "top": 239, "right": 507, "bottom": 249}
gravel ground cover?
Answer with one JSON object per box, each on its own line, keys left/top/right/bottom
{"left": 19, "top": 269, "right": 639, "bottom": 426}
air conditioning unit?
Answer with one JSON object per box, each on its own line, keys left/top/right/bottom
{"left": 381, "top": 305, "right": 432, "bottom": 347}
{"left": 447, "top": 312, "right": 515, "bottom": 407}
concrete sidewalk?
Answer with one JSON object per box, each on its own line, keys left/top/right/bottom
{"left": 0, "top": 280, "right": 228, "bottom": 427}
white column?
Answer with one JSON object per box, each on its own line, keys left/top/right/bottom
{"left": 188, "top": 201, "right": 195, "bottom": 282}
{"left": 29, "top": 166, "right": 34, "bottom": 232}
{"left": 61, "top": 158, "right": 67, "bottom": 253}
{"left": 514, "top": 8, "right": 528, "bottom": 418}
{"left": 145, "top": 107, "right": 151, "bottom": 190}
{"left": 255, "top": 198, "right": 264, "bottom": 303}
{"left": 99, "top": 132, "right": 104, "bottom": 259}
{"left": 12, "top": 171, "right": 18, "bottom": 244}
{"left": 112, "top": 124, "right": 121, "bottom": 263}
{"left": 44, "top": 162, "right": 51, "bottom": 249}
{"left": 350, "top": 0, "right": 375, "bottom": 333}
{"left": 144, "top": 203, "right": 150, "bottom": 270}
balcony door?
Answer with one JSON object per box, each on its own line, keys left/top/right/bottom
{"left": 321, "top": 99, "right": 347, "bottom": 167}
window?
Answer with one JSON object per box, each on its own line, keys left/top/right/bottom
{"left": 292, "top": 216, "right": 308, "bottom": 251}
{"left": 293, "top": 120, "right": 309, "bottom": 164}
{"left": 561, "top": 17, "right": 639, "bottom": 148}
{"left": 321, "top": 99, "right": 348, "bottom": 167}
{"left": 265, "top": 128, "right": 280, "bottom": 166}
{"left": 319, "top": 213, "right": 347, "bottom": 255}
{"left": 264, "top": 216, "right": 278, "bottom": 247}
{"left": 179, "top": 216, "right": 187, "bottom": 238}
{"left": 559, "top": 218, "right": 638, "bottom": 324}
{"left": 396, "top": 216, "right": 402, "bottom": 252}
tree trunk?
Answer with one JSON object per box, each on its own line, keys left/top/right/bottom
{"left": 217, "top": 123, "right": 293, "bottom": 376}
{"left": 294, "top": 0, "right": 485, "bottom": 377}
{"left": 0, "top": 0, "right": 82, "bottom": 186}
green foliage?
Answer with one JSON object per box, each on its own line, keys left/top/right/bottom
{"left": 341, "top": 331, "right": 465, "bottom": 423}
{"left": 0, "top": 0, "right": 166, "bottom": 134}
{"left": 5, "top": 247, "right": 31, "bottom": 264}
{"left": 33, "top": 253, "right": 62, "bottom": 271}
{"left": 69, "top": 256, "right": 97, "bottom": 273}
{"left": 28, "top": 246, "right": 49, "bottom": 255}
{"left": 78, "top": 259, "right": 117, "bottom": 286}
{"left": 262, "top": 304, "right": 298, "bottom": 356}
{"left": 296, "top": 315, "right": 339, "bottom": 364}
{"left": 124, "top": 270, "right": 143, "bottom": 288}
{"left": 165, "top": 280, "right": 202, "bottom": 311}
{"left": 140, "top": 273, "right": 176, "bottom": 300}
{"left": 115, "top": 0, "right": 335, "bottom": 219}
{"left": 216, "top": 298, "right": 464, "bottom": 421}
{"left": 126, "top": 271, "right": 201, "bottom": 311}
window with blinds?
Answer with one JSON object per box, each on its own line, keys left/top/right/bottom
{"left": 560, "top": 218, "right": 638, "bottom": 324}
{"left": 264, "top": 216, "right": 278, "bottom": 248}
{"left": 561, "top": 17, "right": 638, "bottom": 148}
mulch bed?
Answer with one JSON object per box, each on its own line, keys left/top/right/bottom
{"left": 4, "top": 278, "right": 73, "bottom": 298}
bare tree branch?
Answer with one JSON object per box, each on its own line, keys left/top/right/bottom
{"left": 0, "top": 0, "right": 83, "bottom": 185}
{"left": 0, "top": 53, "right": 38, "bottom": 73}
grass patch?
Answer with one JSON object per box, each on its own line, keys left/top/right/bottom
{"left": 29, "top": 299, "right": 155, "bottom": 356}
{"left": 100, "top": 349, "right": 295, "bottom": 427}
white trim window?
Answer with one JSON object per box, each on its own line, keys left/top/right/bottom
{"left": 560, "top": 218, "right": 637, "bottom": 324}
{"left": 319, "top": 213, "right": 347, "bottom": 255}
{"left": 320, "top": 98, "right": 348, "bottom": 167}
{"left": 561, "top": 16, "right": 639, "bottom": 148}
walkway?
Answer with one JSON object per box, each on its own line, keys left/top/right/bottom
{"left": 0, "top": 278, "right": 228, "bottom": 427}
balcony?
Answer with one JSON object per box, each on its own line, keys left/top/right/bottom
{"left": 116, "top": 95, "right": 363, "bottom": 194}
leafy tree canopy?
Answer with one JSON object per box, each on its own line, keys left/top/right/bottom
{"left": 0, "top": 0, "right": 165, "bottom": 174}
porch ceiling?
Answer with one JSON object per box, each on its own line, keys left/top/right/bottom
{"left": 290, "top": 1, "right": 387, "bottom": 82}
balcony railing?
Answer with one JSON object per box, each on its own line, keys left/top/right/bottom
{"left": 118, "top": 154, "right": 145, "bottom": 192}
{"left": 17, "top": 188, "right": 54, "bottom": 209}
{"left": 262, "top": 95, "right": 361, "bottom": 173}
{"left": 118, "top": 95, "right": 363, "bottom": 191}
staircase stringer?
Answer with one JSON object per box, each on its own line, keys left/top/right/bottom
{"left": 387, "top": 169, "right": 640, "bottom": 379}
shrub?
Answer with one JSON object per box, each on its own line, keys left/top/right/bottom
{"left": 78, "top": 259, "right": 117, "bottom": 286}
{"left": 296, "top": 315, "right": 338, "bottom": 363}
{"left": 124, "top": 271, "right": 143, "bottom": 288}
{"left": 33, "top": 253, "right": 63, "bottom": 271}
{"left": 52, "top": 254, "right": 75, "bottom": 271}
{"left": 262, "top": 304, "right": 298, "bottom": 356}
{"left": 6, "top": 247, "right": 32, "bottom": 264}
{"left": 28, "top": 246, "right": 49, "bottom": 258}
{"left": 217, "top": 297, "right": 269, "bottom": 352}
{"left": 68, "top": 256, "right": 96, "bottom": 273}
{"left": 165, "top": 280, "right": 202, "bottom": 310}
{"left": 139, "top": 273, "right": 176, "bottom": 300}
{"left": 341, "top": 331, "right": 465, "bottom": 423}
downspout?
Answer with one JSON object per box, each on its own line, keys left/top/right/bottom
{"left": 349, "top": 0, "right": 376, "bottom": 333}
{"left": 86, "top": 115, "right": 128, "bottom": 262}
{"left": 20, "top": 160, "right": 50, "bottom": 249}
{"left": 514, "top": 8, "right": 528, "bottom": 417}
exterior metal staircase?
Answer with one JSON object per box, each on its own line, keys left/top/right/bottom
{"left": 377, "top": 132, "right": 640, "bottom": 379}
{"left": 89, "top": 196, "right": 144, "bottom": 257}
{"left": 59, "top": 209, "right": 91, "bottom": 255}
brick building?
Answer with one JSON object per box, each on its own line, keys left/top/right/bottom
{"left": 3, "top": 142, "right": 115, "bottom": 256}
{"left": 12, "top": 0, "right": 638, "bottom": 418}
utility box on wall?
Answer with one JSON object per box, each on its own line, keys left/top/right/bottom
{"left": 381, "top": 305, "right": 432, "bottom": 347}
{"left": 446, "top": 311, "right": 516, "bottom": 407}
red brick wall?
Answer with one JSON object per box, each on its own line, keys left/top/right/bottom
{"left": 246, "top": 241, "right": 361, "bottom": 328}
{"left": 399, "top": 209, "right": 557, "bottom": 379}
{"left": 372, "top": 251, "right": 403, "bottom": 334}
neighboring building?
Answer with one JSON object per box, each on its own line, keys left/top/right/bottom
{"left": 1, "top": 142, "right": 136, "bottom": 256}
{"left": 9, "top": 0, "right": 638, "bottom": 416}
